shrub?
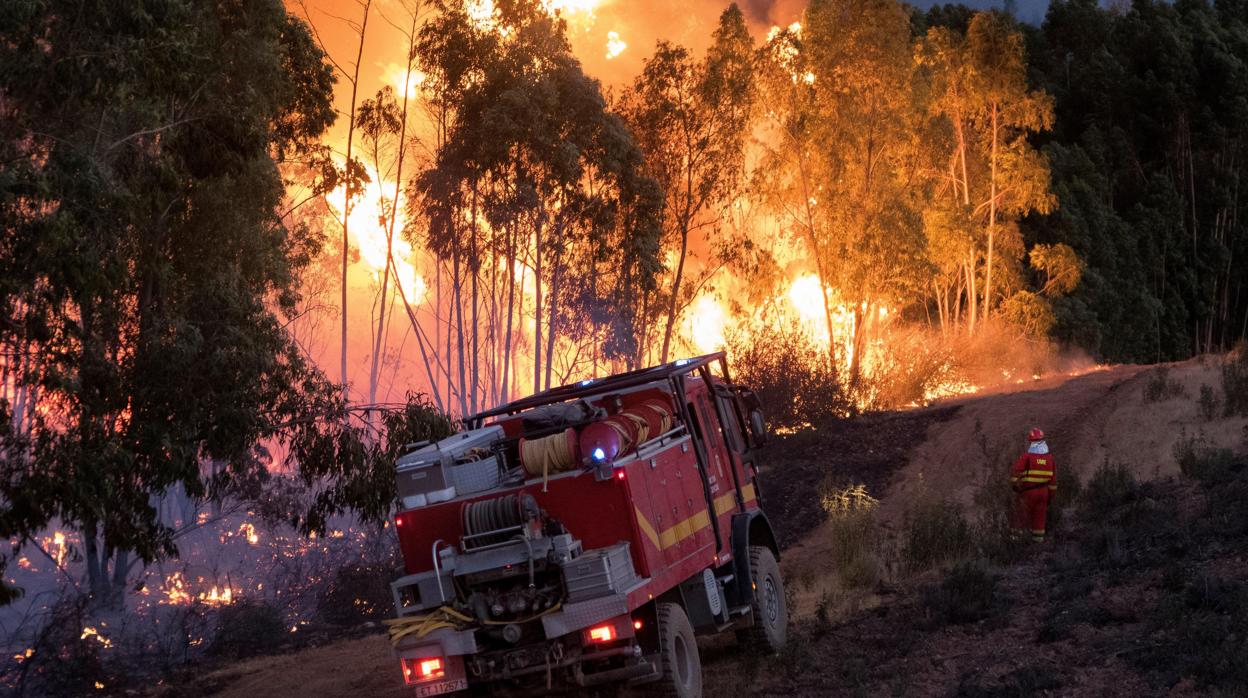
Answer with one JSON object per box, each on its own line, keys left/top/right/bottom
{"left": 1172, "top": 430, "right": 1236, "bottom": 483}
{"left": 1198, "top": 384, "right": 1219, "bottom": 421}
{"left": 1223, "top": 343, "right": 1248, "bottom": 417}
{"left": 820, "top": 481, "right": 880, "bottom": 588}
{"left": 921, "top": 560, "right": 997, "bottom": 625}
{"left": 315, "top": 559, "right": 400, "bottom": 626}
{"left": 208, "top": 602, "right": 287, "bottom": 659}
{"left": 1135, "top": 574, "right": 1248, "bottom": 692}
{"left": 1143, "top": 366, "right": 1185, "bottom": 402}
{"left": 903, "top": 498, "right": 973, "bottom": 572}
{"left": 727, "top": 321, "right": 849, "bottom": 428}
{"left": 1080, "top": 459, "right": 1137, "bottom": 516}
{"left": 6, "top": 594, "right": 116, "bottom": 696}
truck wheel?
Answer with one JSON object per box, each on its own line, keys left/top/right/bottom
{"left": 656, "top": 602, "right": 701, "bottom": 698}
{"left": 737, "top": 545, "right": 787, "bottom": 654}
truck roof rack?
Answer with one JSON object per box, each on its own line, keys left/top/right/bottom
{"left": 465, "top": 352, "right": 729, "bottom": 428}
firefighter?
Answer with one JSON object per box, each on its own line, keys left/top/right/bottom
{"left": 1010, "top": 427, "right": 1057, "bottom": 542}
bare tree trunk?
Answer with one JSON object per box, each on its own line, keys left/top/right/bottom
{"left": 338, "top": 0, "right": 373, "bottom": 393}
{"left": 983, "top": 103, "right": 998, "bottom": 324}
{"left": 544, "top": 250, "right": 562, "bottom": 391}
{"left": 533, "top": 220, "right": 543, "bottom": 393}
{"left": 470, "top": 183, "right": 480, "bottom": 414}
{"left": 659, "top": 223, "right": 689, "bottom": 364}
{"left": 501, "top": 225, "right": 516, "bottom": 405}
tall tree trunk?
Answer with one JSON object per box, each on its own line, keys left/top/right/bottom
{"left": 533, "top": 220, "right": 543, "bottom": 393}
{"left": 339, "top": 0, "right": 372, "bottom": 393}
{"left": 544, "top": 250, "right": 562, "bottom": 391}
{"left": 453, "top": 248, "right": 468, "bottom": 416}
{"left": 501, "top": 225, "right": 516, "bottom": 405}
{"left": 84, "top": 518, "right": 105, "bottom": 598}
{"left": 659, "top": 223, "right": 689, "bottom": 364}
{"left": 470, "top": 184, "right": 480, "bottom": 414}
{"left": 983, "top": 103, "right": 998, "bottom": 324}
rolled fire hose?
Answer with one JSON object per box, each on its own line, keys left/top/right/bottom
{"left": 519, "top": 428, "right": 578, "bottom": 492}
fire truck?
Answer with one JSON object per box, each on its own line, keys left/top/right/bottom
{"left": 386, "top": 353, "right": 786, "bottom": 697}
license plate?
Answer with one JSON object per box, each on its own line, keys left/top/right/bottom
{"left": 415, "top": 678, "right": 467, "bottom": 697}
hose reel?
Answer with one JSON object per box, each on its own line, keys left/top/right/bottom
{"left": 461, "top": 493, "right": 539, "bottom": 549}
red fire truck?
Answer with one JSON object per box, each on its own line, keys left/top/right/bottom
{"left": 387, "top": 353, "right": 786, "bottom": 697}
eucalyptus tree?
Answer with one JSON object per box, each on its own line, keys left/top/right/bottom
{"left": 619, "top": 4, "right": 756, "bottom": 365}
{"left": 0, "top": 0, "right": 339, "bottom": 605}
{"left": 410, "top": 0, "right": 661, "bottom": 404}
{"left": 758, "top": 0, "right": 929, "bottom": 391}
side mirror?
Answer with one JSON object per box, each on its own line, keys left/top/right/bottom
{"left": 749, "top": 408, "right": 768, "bottom": 447}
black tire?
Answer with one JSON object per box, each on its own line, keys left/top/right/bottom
{"left": 737, "top": 545, "right": 787, "bottom": 654}
{"left": 656, "top": 602, "right": 701, "bottom": 698}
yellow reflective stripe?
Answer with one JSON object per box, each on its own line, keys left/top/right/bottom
{"left": 634, "top": 506, "right": 661, "bottom": 550}
{"left": 1020, "top": 477, "right": 1052, "bottom": 483}
{"left": 1026, "top": 470, "right": 1054, "bottom": 476}
{"left": 636, "top": 484, "right": 757, "bottom": 552}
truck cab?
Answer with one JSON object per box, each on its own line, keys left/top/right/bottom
{"left": 387, "top": 353, "right": 786, "bottom": 697}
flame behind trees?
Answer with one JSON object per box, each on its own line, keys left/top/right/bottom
{"left": 409, "top": 1, "right": 662, "bottom": 413}
{"left": 618, "top": 5, "right": 757, "bottom": 366}
{"left": 757, "top": 0, "right": 929, "bottom": 392}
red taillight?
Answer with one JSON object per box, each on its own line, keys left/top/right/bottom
{"left": 616, "top": 470, "right": 626, "bottom": 480}
{"left": 395, "top": 516, "right": 403, "bottom": 527}
{"left": 402, "top": 657, "right": 444, "bottom": 684}
{"left": 588, "top": 624, "right": 616, "bottom": 643}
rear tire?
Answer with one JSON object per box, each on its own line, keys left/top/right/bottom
{"left": 737, "top": 545, "right": 787, "bottom": 654}
{"left": 656, "top": 602, "right": 701, "bottom": 698}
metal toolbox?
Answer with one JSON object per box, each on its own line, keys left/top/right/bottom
{"left": 561, "top": 542, "right": 638, "bottom": 603}
{"left": 396, "top": 426, "right": 504, "bottom": 507}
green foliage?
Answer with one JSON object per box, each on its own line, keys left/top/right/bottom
{"left": 902, "top": 498, "right": 974, "bottom": 572}
{"left": 412, "top": 2, "right": 662, "bottom": 372}
{"left": 1142, "top": 366, "right": 1185, "bottom": 402}
{"left": 1135, "top": 574, "right": 1248, "bottom": 692}
{"left": 618, "top": 5, "right": 756, "bottom": 362}
{"left": 0, "top": 0, "right": 337, "bottom": 601}
{"left": 291, "top": 393, "right": 454, "bottom": 533}
{"left": 1026, "top": 0, "right": 1248, "bottom": 361}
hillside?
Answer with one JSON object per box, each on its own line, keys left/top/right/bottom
{"left": 158, "top": 358, "right": 1248, "bottom": 697}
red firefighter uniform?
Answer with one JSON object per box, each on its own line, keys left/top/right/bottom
{"left": 1011, "top": 429, "right": 1056, "bottom": 542}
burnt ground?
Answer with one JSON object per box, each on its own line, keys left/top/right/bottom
{"left": 758, "top": 406, "right": 960, "bottom": 549}
{"left": 704, "top": 463, "right": 1248, "bottom": 698}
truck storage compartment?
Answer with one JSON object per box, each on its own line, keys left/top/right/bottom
{"left": 396, "top": 426, "right": 504, "bottom": 507}
{"left": 561, "top": 542, "right": 638, "bottom": 603}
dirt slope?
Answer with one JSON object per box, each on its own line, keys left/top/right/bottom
{"left": 157, "top": 359, "right": 1248, "bottom": 698}
{"left": 883, "top": 358, "right": 1243, "bottom": 522}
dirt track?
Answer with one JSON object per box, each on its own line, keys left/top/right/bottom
{"left": 160, "top": 359, "right": 1248, "bottom": 698}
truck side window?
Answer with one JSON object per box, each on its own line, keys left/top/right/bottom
{"left": 715, "top": 394, "right": 746, "bottom": 454}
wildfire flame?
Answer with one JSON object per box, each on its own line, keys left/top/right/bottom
{"left": 329, "top": 177, "right": 427, "bottom": 303}
{"left": 239, "top": 522, "right": 259, "bottom": 545}
{"left": 688, "top": 294, "right": 728, "bottom": 354}
{"left": 605, "top": 30, "right": 626, "bottom": 60}
{"left": 80, "top": 626, "right": 113, "bottom": 648}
